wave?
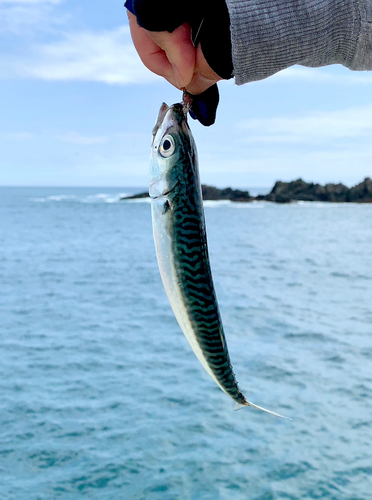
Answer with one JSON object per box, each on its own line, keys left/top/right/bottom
{"left": 30, "top": 193, "right": 131, "bottom": 204}
{"left": 81, "top": 193, "right": 129, "bottom": 204}
{"left": 295, "top": 200, "right": 347, "bottom": 207}
{"left": 121, "top": 197, "right": 152, "bottom": 204}
{"left": 204, "top": 200, "right": 266, "bottom": 208}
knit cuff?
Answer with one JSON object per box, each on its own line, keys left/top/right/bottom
{"left": 225, "top": 0, "right": 371, "bottom": 85}
{"left": 352, "top": 0, "right": 372, "bottom": 70}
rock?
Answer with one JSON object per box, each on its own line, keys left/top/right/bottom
{"left": 120, "top": 178, "right": 372, "bottom": 204}
{"left": 322, "top": 183, "right": 350, "bottom": 202}
{"left": 121, "top": 185, "right": 252, "bottom": 202}
{"left": 347, "top": 177, "right": 372, "bottom": 202}
{"left": 121, "top": 191, "right": 149, "bottom": 200}
{"left": 200, "top": 185, "right": 222, "bottom": 200}
{"left": 201, "top": 185, "right": 251, "bottom": 202}
{"left": 265, "top": 178, "right": 350, "bottom": 203}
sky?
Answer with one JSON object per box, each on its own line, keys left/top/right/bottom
{"left": 1, "top": 0, "right": 372, "bottom": 189}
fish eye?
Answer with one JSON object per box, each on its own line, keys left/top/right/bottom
{"left": 159, "top": 134, "right": 175, "bottom": 158}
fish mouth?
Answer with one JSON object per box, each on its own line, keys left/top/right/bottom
{"left": 152, "top": 102, "right": 170, "bottom": 139}
{"left": 150, "top": 180, "right": 179, "bottom": 200}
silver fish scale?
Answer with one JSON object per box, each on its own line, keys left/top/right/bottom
{"left": 167, "top": 166, "right": 246, "bottom": 404}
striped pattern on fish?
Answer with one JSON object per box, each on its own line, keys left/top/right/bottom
{"left": 149, "top": 102, "right": 289, "bottom": 419}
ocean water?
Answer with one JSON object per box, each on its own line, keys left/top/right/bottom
{"left": 1, "top": 186, "right": 371, "bottom": 500}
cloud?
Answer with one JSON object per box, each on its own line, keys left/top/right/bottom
{"left": 0, "top": 0, "right": 60, "bottom": 4}
{"left": 0, "top": 0, "right": 154, "bottom": 85}
{"left": 0, "top": 25, "right": 160, "bottom": 84}
{"left": 238, "top": 105, "right": 372, "bottom": 144}
{"left": 58, "top": 132, "right": 108, "bottom": 145}
{"left": 0, "top": 132, "right": 34, "bottom": 139}
{"left": 0, "top": 0, "right": 66, "bottom": 35}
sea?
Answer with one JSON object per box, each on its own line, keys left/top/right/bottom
{"left": 1, "top": 186, "right": 371, "bottom": 500}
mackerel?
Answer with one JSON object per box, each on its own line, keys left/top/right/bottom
{"left": 149, "top": 102, "right": 288, "bottom": 418}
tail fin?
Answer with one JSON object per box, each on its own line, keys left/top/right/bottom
{"left": 234, "top": 400, "right": 291, "bottom": 420}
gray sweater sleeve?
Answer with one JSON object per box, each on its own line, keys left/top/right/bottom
{"left": 225, "top": 0, "right": 372, "bottom": 84}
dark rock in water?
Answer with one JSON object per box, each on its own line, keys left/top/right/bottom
{"left": 323, "top": 183, "right": 351, "bottom": 202}
{"left": 265, "top": 178, "right": 350, "bottom": 203}
{"left": 347, "top": 177, "right": 372, "bottom": 202}
{"left": 121, "top": 185, "right": 252, "bottom": 202}
{"left": 120, "top": 178, "right": 372, "bottom": 204}
{"left": 121, "top": 191, "right": 149, "bottom": 200}
{"left": 201, "top": 185, "right": 251, "bottom": 202}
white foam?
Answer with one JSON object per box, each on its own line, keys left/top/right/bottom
{"left": 29, "top": 191, "right": 149, "bottom": 204}
{"left": 230, "top": 201, "right": 266, "bottom": 209}
{"left": 47, "top": 195, "right": 77, "bottom": 201}
{"left": 203, "top": 200, "right": 266, "bottom": 208}
{"left": 123, "top": 197, "right": 152, "bottom": 204}
{"left": 295, "top": 201, "right": 343, "bottom": 208}
{"left": 203, "top": 200, "right": 232, "bottom": 208}
{"left": 81, "top": 193, "right": 131, "bottom": 204}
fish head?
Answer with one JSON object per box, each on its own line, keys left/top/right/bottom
{"left": 149, "top": 102, "right": 195, "bottom": 199}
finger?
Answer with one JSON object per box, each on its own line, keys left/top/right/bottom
{"left": 186, "top": 44, "right": 222, "bottom": 95}
{"left": 147, "top": 24, "right": 196, "bottom": 89}
{"left": 128, "top": 12, "right": 178, "bottom": 86}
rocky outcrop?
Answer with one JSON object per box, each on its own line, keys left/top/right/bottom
{"left": 121, "top": 178, "right": 372, "bottom": 203}
{"left": 201, "top": 185, "right": 251, "bottom": 202}
{"left": 265, "top": 177, "right": 372, "bottom": 203}
{"left": 121, "top": 185, "right": 251, "bottom": 202}
{"left": 348, "top": 177, "right": 372, "bottom": 202}
{"left": 265, "top": 178, "right": 351, "bottom": 203}
{"left": 121, "top": 191, "right": 149, "bottom": 200}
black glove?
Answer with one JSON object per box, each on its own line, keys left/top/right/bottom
{"left": 125, "top": 0, "right": 232, "bottom": 126}
{"left": 186, "top": 85, "right": 220, "bottom": 127}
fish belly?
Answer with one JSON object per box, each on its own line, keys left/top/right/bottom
{"left": 151, "top": 196, "right": 245, "bottom": 404}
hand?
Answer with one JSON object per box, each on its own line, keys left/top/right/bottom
{"left": 127, "top": 11, "right": 221, "bottom": 95}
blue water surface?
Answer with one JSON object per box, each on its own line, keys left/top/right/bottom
{"left": 1, "top": 187, "right": 371, "bottom": 500}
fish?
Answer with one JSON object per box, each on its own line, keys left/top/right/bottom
{"left": 149, "top": 102, "right": 289, "bottom": 419}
